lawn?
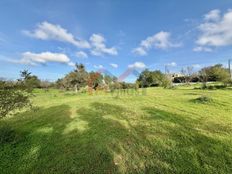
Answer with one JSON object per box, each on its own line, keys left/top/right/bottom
{"left": 0, "top": 86, "right": 232, "bottom": 173}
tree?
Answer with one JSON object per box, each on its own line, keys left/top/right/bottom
{"left": 136, "top": 69, "right": 169, "bottom": 88}
{"left": 199, "top": 64, "right": 230, "bottom": 86}
{"left": 180, "top": 66, "right": 195, "bottom": 84}
{"left": 19, "top": 70, "right": 40, "bottom": 90}
{"left": 88, "top": 72, "right": 103, "bottom": 90}
{"left": 62, "top": 63, "right": 89, "bottom": 92}
{"left": 26, "top": 75, "right": 40, "bottom": 88}
{"left": 151, "top": 70, "right": 166, "bottom": 86}
{"left": 199, "top": 68, "right": 208, "bottom": 88}
{"left": 104, "top": 75, "right": 117, "bottom": 85}
{"left": 55, "top": 78, "right": 65, "bottom": 89}
{"left": 137, "top": 69, "right": 154, "bottom": 87}
{"left": 20, "top": 70, "right": 31, "bottom": 80}
{"left": 40, "top": 80, "right": 53, "bottom": 91}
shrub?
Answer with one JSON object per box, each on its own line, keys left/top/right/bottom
{"left": 0, "top": 80, "right": 32, "bottom": 118}
{"left": 79, "top": 86, "right": 88, "bottom": 93}
{"left": 193, "top": 95, "right": 213, "bottom": 104}
{"left": 207, "top": 86, "right": 215, "bottom": 90}
{"left": 161, "top": 76, "right": 172, "bottom": 88}
{"left": 0, "top": 89, "right": 31, "bottom": 118}
{"left": 223, "top": 79, "right": 232, "bottom": 86}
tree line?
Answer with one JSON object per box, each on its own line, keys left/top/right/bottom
{"left": 1, "top": 63, "right": 231, "bottom": 118}
{"left": 172, "top": 64, "right": 231, "bottom": 87}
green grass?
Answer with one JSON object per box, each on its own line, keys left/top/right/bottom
{"left": 1, "top": 87, "right": 232, "bottom": 173}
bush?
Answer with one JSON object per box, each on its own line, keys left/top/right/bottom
{"left": 0, "top": 89, "right": 31, "bottom": 118}
{"left": 0, "top": 80, "right": 32, "bottom": 118}
{"left": 193, "top": 95, "right": 213, "bottom": 104}
{"left": 207, "top": 86, "right": 215, "bottom": 90}
{"left": 78, "top": 87, "right": 87, "bottom": 94}
{"left": 223, "top": 79, "right": 232, "bottom": 86}
{"left": 161, "top": 76, "right": 172, "bottom": 88}
{"left": 109, "top": 82, "right": 122, "bottom": 91}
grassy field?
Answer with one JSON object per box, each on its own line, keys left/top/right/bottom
{"left": 0, "top": 86, "right": 232, "bottom": 173}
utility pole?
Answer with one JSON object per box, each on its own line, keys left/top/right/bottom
{"left": 165, "top": 65, "right": 169, "bottom": 74}
{"left": 229, "top": 59, "right": 232, "bottom": 80}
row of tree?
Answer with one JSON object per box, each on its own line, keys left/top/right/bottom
{"left": 2, "top": 63, "right": 231, "bottom": 93}
{"left": 172, "top": 64, "right": 231, "bottom": 87}
{"left": 1, "top": 63, "right": 231, "bottom": 93}
{"left": 55, "top": 63, "right": 138, "bottom": 92}
{"left": 1, "top": 63, "right": 231, "bottom": 117}
{"left": 2, "top": 70, "right": 54, "bottom": 90}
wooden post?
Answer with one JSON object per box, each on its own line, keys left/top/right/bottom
{"left": 229, "top": 59, "right": 232, "bottom": 80}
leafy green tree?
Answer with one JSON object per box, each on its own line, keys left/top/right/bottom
{"left": 199, "top": 64, "right": 230, "bottom": 86}
{"left": 62, "top": 63, "right": 89, "bottom": 92}
{"left": 19, "top": 70, "right": 40, "bottom": 90}
{"left": 26, "top": 75, "right": 40, "bottom": 88}
{"left": 137, "top": 69, "right": 153, "bottom": 87}
{"left": 137, "top": 69, "right": 169, "bottom": 88}
{"left": 104, "top": 75, "right": 117, "bottom": 85}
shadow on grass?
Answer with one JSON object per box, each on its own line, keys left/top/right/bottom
{"left": 76, "top": 103, "right": 232, "bottom": 173}
{"left": 142, "top": 107, "right": 232, "bottom": 173}
{"left": 0, "top": 104, "right": 119, "bottom": 173}
{"left": 0, "top": 103, "right": 232, "bottom": 173}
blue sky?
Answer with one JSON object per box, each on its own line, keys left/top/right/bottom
{"left": 1, "top": 0, "right": 232, "bottom": 82}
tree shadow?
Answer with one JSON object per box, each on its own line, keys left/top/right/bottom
{"left": 142, "top": 107, "right": 232, "bottom": 173}
{"left": 1, "top": 104, "right": 119, "bottom": 173}
{"left": 1, "top": 103, "right": 232, "bottom": 173}
{"left": 75, "top": 102, "right": 232, "bottom": 173}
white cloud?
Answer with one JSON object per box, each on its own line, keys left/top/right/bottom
{"left": 204, "top": 9, "right": 221, "bottom": 21}
{"left": 196, "top": 9, "right": 232, "bottom": 50}
{"left": 22, "top": 52, "right": 70, "bottom": 63}
{"left": 166, "top": 62, "right": 177, "bottom": 67}
{"left": 128, "top": 62, "right": 146, "bottom": 69}
{"left": 9, "top": 51, "right": 74, "bottom": 66}
{"left": 67, "top": 62, "right": 75, "bottom": 67}
{"left": 94, "top": 64, "right": 104, "bottom": 69}
{"left": 141, "top": 31, "right": 179, "bottom": 49}
{"left": 193, "top": 46, "right": 212, "bottom": 52}
{"left": 110, "top": 63, "right": 118, "bottom": 68}
{"left": 76, "top": 51, "right": 88, "bottom": 58}
{"left": 132, "top": 47, "right": 147, "bottom": 56}
{"left": 23, "top": 23, "right": 119, "bottom": 56}
{"left": 132, "top": 31, "right": 181, "bottom": 56}
{"left": 23, "top": 21, "right": 90, "bottom": 48}
{"left": 90, "top": 34, "right": 118, "bottom": 56}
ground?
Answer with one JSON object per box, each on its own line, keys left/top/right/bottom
{"left": 0, "top": 86, "right": 232, "bottom": 173}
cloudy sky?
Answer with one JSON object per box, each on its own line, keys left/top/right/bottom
{"left": 1, "top": 0, "right": 232, "bottom": 81}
